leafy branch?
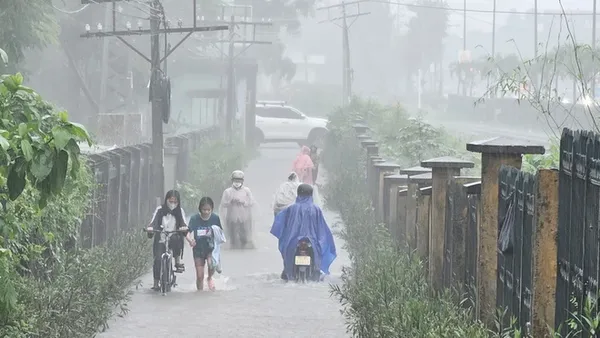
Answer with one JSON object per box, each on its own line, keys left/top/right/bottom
{"left": 0, "top": 72, "right": 92, "bottom": 207}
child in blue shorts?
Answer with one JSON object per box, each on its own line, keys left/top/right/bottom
{"left": 187, "top": 197, "right": 222, "bottom": 291}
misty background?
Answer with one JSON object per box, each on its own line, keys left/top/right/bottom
{"left": 13, "top": 0, "right": 600, "bottom": 145}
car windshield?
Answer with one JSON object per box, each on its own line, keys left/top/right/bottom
{"left": 288, "top": 106, "right": 306, "bottom": 117}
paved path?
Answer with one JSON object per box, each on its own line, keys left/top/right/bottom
{"left": 98, "top": 143, "right": 350, "bottom": 338}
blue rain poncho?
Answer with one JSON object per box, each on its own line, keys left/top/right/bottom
{"left": 270, "top": 195, "right": 337, "bottom": 277}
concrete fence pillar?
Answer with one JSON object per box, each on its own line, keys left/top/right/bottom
{"left": 353, "top": 123, "right": 369, "bottom": 135}
{"left": 532, "top": 169, "right": 559, "bottom": 337}
{"left": 366, "top": 144, "right": 379, "bottom": 157}
{"left": 466, "top": 136, "right": 545, "bottom": 323}
{"left": 373, "top": 162, "right": 401, "bottom": 221}
{"left": 368, "top": 157, "right": 385, "bottom": 204}
{"left": 421, "top": 156, "right": 474, "bottom": 291}
{"left": 360, "top": 139, "right": 379, "bottom": 174}
{"left": 417, "top": 185, "right": 432, "bottom": 271}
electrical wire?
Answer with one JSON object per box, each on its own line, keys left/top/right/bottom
{"left": 52, "top": 3, "right": 90, "bottom": 14}
{"left": 368, "top": 0, "right": 600, "bottom": 16}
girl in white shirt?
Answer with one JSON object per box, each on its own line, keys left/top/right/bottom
{"left": 147, "top": 190, "right": 188, "bottom": 291}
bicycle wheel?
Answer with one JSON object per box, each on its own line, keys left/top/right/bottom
{"left": 161, "top": 256, "right": 170, "bottom": 294}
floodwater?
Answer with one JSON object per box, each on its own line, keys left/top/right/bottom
{"left": 97, "top": 143, "right": 350, "bottom": 338}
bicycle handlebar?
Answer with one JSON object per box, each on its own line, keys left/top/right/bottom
{"left": 142, "top": 228, "right": 187, "bottom": 234}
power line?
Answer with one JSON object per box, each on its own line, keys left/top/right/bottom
{"left": 53, "top": 4, "right": 90, "bottom": 14}
{"left": 369, "top": 0, "right": 600, "bottom": 16}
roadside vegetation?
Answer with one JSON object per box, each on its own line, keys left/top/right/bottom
{"left": 322, "top": 98, "right": 489, "bottom": 337}
{"left": 177, "top": 137, "right": 257, "bottom": 211}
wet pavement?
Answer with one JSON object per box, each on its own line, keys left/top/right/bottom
{"left": 98, "top": 143, "right": 350, "bottom": 338}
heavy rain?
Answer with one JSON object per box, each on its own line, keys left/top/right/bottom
{"left": 1, "top": 0, "right": 600, "bottom": 337}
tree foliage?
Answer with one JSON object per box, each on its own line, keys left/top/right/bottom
{"left": 322, "top": 101, "right": 488, "bottom": 337}
{"left": 0, "top": 1, "right": 59, "bottom": 73}
{"left": 396, "top": 0, "right": 449, "bottom": 94}
{"left": 0, "top": 73, "right": 92, "bottom": 207}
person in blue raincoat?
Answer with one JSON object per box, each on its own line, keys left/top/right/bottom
{"left": 270, "top": 183, "right": 336, "bottom": 281}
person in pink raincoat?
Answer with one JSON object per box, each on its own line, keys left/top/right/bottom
{"left": 293, "top": 146, "right": 314, "bottom": 185}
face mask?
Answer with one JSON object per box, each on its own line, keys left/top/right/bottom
{"left": 168, "top": 202, "right": 178, "bottom": 210}
{"left": 233, "top": 182, "right": 242, "bottom": 189}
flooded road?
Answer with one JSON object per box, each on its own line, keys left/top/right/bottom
{"left": 98, "top": 143, "right": 350, "bottom": 338}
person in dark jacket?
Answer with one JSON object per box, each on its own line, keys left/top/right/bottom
{"left": 147, "top": 190, "right": 188, "bottom": 291}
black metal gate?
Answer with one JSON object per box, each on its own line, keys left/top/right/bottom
{"left": 496, "top": 165, "right": 535, "bottom": 330}
{"left": 555, "top": 129, "right": 600, "bottom": 337}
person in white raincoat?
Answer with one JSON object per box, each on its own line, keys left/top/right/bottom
{"left": 219, "top": 170, "right": 256, "bottom": 249}
{"left": 272, "top": 172, "right": 300, "bottom": 218}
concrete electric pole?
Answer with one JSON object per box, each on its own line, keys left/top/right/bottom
{"left": 81, "top": 0, "right": 227, "bottom": 200}
{"left": 317, "top": 0, "right": 370, "bottom": 106}
{"left": 195, "top": 11, "right": 272, "bottom": 141}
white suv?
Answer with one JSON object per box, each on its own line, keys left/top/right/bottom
{"left": 254, "top": 101, "right": 329, "bottom": 146}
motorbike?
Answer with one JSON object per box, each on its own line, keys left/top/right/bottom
{"left": 292, "top": 238, "right": 321, "bottom": 283}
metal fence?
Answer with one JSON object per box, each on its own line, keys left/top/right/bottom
{"left": 442, "top": 180, "right": 481, "bottom": 313}
{"left": 495, "top": 166, "right": 535, "bottom": 330}
{"left": 555, "top": 129, "right": 600, "bottom": 337}
{"left": 79, "top": 127, "right": 218, "bottom": 248}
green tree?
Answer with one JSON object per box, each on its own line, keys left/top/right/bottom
{"left": 0, "top": 71, "right": 92, "bottom": 206}
{"left": 396, "top": 0, "right": 449, "bottom": 96}
{"left": 0, "top": 1, "right": 59, "bottom": 73}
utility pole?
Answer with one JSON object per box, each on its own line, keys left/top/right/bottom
{"left": 492, "top": 0, "right": 496, "bottom": 57}
{"left": 81, "top": 0, "right": 227, "bottom": 200}
{"left": 534, "top": 0, "right": 538, "bottom": 57}
{"left": 226, "top": 15, "right": 236, "bottom": 141}
{"left": 463, "top": 0, "right": 467, "bottom": 52}
{"left": 317, "top": 0, "right": 370, "bottom": 106}
{"left": 197, "top": 13, "right": 272, "bottom": 141}
{"left": 593, "top": 0, "right": 597, "bottom": 99}
{"left": 149, "top": 0, "right": 162, "bottom": 199}
{"left": 342, "top": 3, "right": 350, "bottom": 104}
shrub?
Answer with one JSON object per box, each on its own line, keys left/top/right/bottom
{"left": 323, "top": 101, "right": 489, "bottom": 337}
{"left": 177, "top": 138, "right": 257, "bottom": 211}
{"left": 0, "top": 162, "right": 152, "bottom": 337}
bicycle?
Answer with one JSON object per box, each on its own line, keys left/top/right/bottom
{"left": 143, "top": 228, "right": 185, "bottom": 295}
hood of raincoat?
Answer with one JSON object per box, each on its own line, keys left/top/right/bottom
{"left": 270, "top": 195, "right": 337, "bottom": 277}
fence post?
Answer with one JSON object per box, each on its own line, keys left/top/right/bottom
{"left": 466, "top": 137, "right": 545, "bottom": 323}
{"left": 368, "top": 157, "right": 385, "bottom": 205}
{"left": 366, "top": 144, "right": 379, "bottom": 157}
{"left": 421, "top": 156, "right": 474, "bottom": 291}
{"left": 353, "top": 123, "right": 369, "bottom": 136}
{"left": 384, "top": 174, "right": 408, "bottom": 242}
{"left": 444, "top": 176, "right": 481, "bottom": 290}
{"left": 417, "top": 186, "right": 432, "bottom": 270}
{"left": 403, "top": 170, "right": 432, "bottom": 249}
{"left": 532, "top": 169, "right": 558, "bottom": 336}
{"left": 373, "top": 162, "right": 401, "bottom": 221}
